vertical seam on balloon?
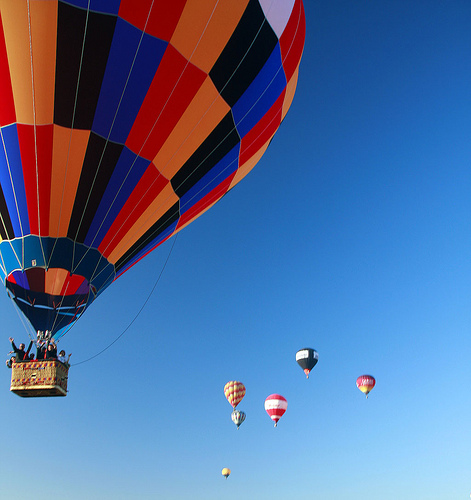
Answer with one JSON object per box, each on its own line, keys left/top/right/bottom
{"left": 87, "top": 1, "right": 222, "bottom": 262}
{"left": 177, "top": 147, "right": 238, "bottom": 214}
{"left": 229, "top": 0, "right": 306, "bottom": 155}
{"left": 65, "top": 0, "right": 91, "bottom": 256}
{"left": 0, "top": 129, "right": 24, "bottom": 270}
{"left": 192, "top": 6, "right": 301, "bottom": 214}
{"left": 169, "top": 20, "right": 265, "bottom": 195}
{"left": 0, "top": 133, "right": 14, "bottom": 240}
{"left": 281, "top": 0, "right": 303, "bottom": 69}
{"left": 157, "top": 13, "right": 276, "bottom": 221}
{"left": 47, "top": 2, "right": 93, "bottom": 327}
{"left": 27, "top": 1, "right": 60, "bottom": 334}
{"left": 74, "top": 58, "right": 154, "bottom": 286}
{"left": 93, "top": 1, "right": 223, "bottom": 261}
{"left": 212, "top": 1, "right": 293, "bottom": 160}
{"left": 27, "top": 0, "right": 46, "bottom": 270}
{"left": 49, "top": 1, "right": 90, "bottom": 272}
{"left": 40, "top": 1, "right": 114, "bottom": 308}
{"left": 109, "top": 9, "right": 273, "bottom": 270}
{"left": 90, "top": 260, "right": 116, "bottom": 288}
{"left": 71, "top": 2, "right": 156, "bottom": 246}
{"left": 0, "top": 131, "right": 24, "bottom": 240}
{"left": 231, "top": 41, "right": 285, "bottom": 134}
{"left": 221, "top": 2, "right": 303, "bottom": 180}
{"left": 98, "top": 1, "right": 241, "bottom": 264}
{"left": 169, "top": 15, "right": 276, "bottom": 217}
{"left": 51, "top": 1, "right": 91, "bottom": 263}
{"left": 71, "top": 1, "right": 157, "bottom": 282}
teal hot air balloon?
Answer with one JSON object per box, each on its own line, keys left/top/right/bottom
{"left": 231, "top": 409, "right": 246, "bottom": 429}
{"left": 0, "top": 1, "right": 306, "bottom": 342}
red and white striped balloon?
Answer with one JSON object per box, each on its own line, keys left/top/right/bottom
{"left": 264, "top": 394, "right": 288, "bottom": 427}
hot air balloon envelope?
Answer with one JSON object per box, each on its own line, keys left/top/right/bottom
{"left": 264, "top": 393, "right": 287, "bottom": 427}
{"left": 231, "top": 409, "right": 246, "bottom": 429}
{"left": 224, "top": 381, "right": 246, "bottom": 409}
{"left": 221, "top": 468, "right": 231, "bottom": 479}
{"left": 0, "top": 0, "right": 306, "bottom": 340}
{"left": 296, "top": 348, "right": 318, "bottom": 378}
{"left": 356, "top": 375, "right": 376, "bottom": 398}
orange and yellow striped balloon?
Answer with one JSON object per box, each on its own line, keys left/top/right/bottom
{"left": 224, "top": 381, "right": 245, "bottom": 408}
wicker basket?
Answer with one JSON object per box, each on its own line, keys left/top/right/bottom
{"left": 11, "top": 360, "right": 69, "bottom": 397}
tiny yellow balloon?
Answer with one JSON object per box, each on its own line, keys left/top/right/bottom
{"left": 221, "top": 468, "right": 231, "bottom": 479}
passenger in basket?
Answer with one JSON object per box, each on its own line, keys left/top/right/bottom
{"left": 36, "top": 331, "right": 47, "bottom": 360}
{"left": 5, "top": 356, "right": 16, "bottom": 368}
{"left": 9, "top": 338, "right": 32, "bottom": 362}
{"left": 36, "top": 342, "right": 45, "bottom": 360}
{"left": 45, "top": 343, "right": 58, "bottom": 360}
{"left": 24, "top": 341, "right": 33, "bottom": 361}
{"left": 58, "top": 350, "right": 72, "bottom": 367}
{"left": 49, "top": 340, "right": 58, "bottom": 358}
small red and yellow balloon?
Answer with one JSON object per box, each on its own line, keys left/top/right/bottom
{"left": 356, "top": 375, "right": 376, "bottom": 399}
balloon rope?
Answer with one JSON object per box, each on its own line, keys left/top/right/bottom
{"left": 71, "top": 234, "right": 178, "bottom": 366}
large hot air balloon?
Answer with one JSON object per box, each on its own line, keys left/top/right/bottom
{"left": 0, "top": 0, "right": 305, "bottom": 340}
{"left": 295, "top": 347, "right": 318, "bottom": 378}
{"left": 224, "top": 381, "right": 245, "bottom": 409}
{"left": 356, "top": 375, "right": 376, "bottom": 398}
{"left": 221, "top": 468, "right": 231, "bottom": 479}
{"left": 264, "top": 393, "right": 287, "bottom": 427}
{"left": 231, "top": 409, "right": 246, "bottom": 429}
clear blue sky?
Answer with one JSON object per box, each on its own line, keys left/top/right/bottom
{"left": 2, "top": 2, "right": 471, "bottom": 499}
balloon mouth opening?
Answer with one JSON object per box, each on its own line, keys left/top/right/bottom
{"left": 5, "top": 267, "right": 96, "bottom": 334}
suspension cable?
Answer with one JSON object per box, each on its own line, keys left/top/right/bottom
{"left": 71, "top": 234, "right": 178, "bottom": 366}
